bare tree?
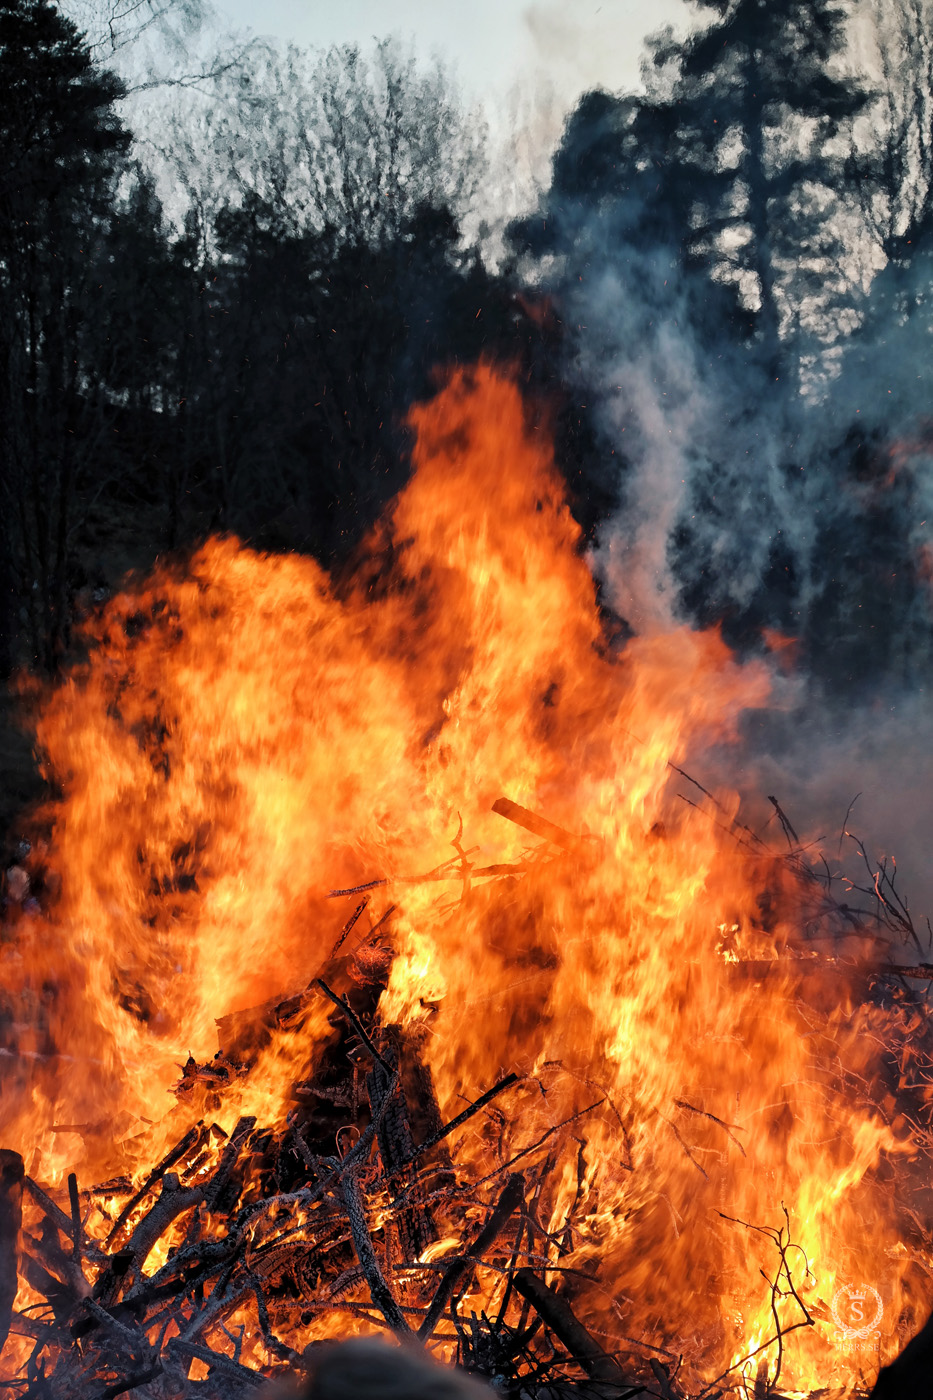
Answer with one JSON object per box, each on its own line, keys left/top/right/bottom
{"left": 59, "top": 0, "right": 253, "bottom": 102}
{"left": 160, "top": 36, "right": 488, "bottom": 251}
{"left": 60, "top": 0, "right": 205, "bottom": 60}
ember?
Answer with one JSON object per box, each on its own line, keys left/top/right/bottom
{"left": 2, "top": 365, "right": 933, "bottom": 1397}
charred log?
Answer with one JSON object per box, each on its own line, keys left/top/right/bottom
{"left": 0, "top": 1150, "right": 24, "bottom": 1358}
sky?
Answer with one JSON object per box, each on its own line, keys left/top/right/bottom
{"left": 208, "top": 0, "right": 694, "bottom": 111}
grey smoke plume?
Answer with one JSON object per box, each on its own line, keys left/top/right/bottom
{"left": 510, "top": 10, "right": 933, "bottom": 922}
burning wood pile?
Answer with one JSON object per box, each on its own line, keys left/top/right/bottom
{"left": 3, "top": 366, "right": 933, "bottom": 1398}
{"left": 5, "top": 792, "right": 933, "bottom": 1399}
{"left": 1, "top": 830, "right": 660, "bottom": 1398}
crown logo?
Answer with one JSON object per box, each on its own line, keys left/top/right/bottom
{"left": 831, "top": 1283, "right": 883, "bottom": 1342}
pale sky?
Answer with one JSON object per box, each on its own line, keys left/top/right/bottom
{"left": 209, "top": 0, "right": 693, "bottom": 110}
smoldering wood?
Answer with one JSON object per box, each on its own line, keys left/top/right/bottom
{"left": 67, "top": 1172, "right": 81, "bottom": 1264}
{"left": 0, "top": 1149, "right": 24, "bottom": 1358}
{"left": 107, "top": 1123, "right": 205, "bottom": 1245}
{"left": 202, "top": 1116, "right": 256, "bottom": 1212}
{"left": 115, "top": 1171, "right": 205, "bottom": 1288}
{"left": 167, "top": 1336, "right": 264, "bottom": 1386}
{"left": 26, "top": 1212, "right": 88, "bottom": 1297}
{"left": 25, "top": 1174, "right": 108, "bottom": 1264}
{"left": 341, "top": 1160, "right": 412, "bottom": 1337}
{"left": 366, "top": 1037, "right": 435, "bottom": 1261}
{"left": 93, "top": 1358, "right": 164, "bottom": 1400}
{"left": 7, "top": 1024, "right": 630, "bottom": 1398}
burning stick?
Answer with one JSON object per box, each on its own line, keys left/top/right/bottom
{"left": 879, "top": 962, "right": 933, "bottom": 979}
{"left": 166, "top": 1337, "right": 263, "bottom": 1388}
{"left": 110, "top": 1171, "right": 205, "bottom": 1293}
{"left": 92, "top": 1359, "right": 164, "bottom": 1400}
{"left": 329, "top": 896, "right": 370, "bottom": 957}
{"left": 403, "top": 1073, "right": 520, "bottom": 1166}
{"left": 25, "top": 1175, "right": 107, "bottom": 1265}
{"left": 491, "top": 797, "right": 582, "bottom": 851}
{"left": 67, "top": 1172, "right": 82, "bottom": 1265}
{"left": 106, "top": 1123, "right": 205, "bottom": 1246}
{"left": 0, "top": 1150, "right": 23, "bottom": 1358}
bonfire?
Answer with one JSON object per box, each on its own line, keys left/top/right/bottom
{"left": 1, "top": 365, "right": 931, "bottom": 1398}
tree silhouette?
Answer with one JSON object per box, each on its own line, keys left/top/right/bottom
{"left": 675, "top": 0, "right": 868, "bottom": 371}
{"left": 0, "top": 0, "right": 129, "bottom": 672}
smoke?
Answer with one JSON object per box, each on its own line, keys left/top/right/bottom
{"left": 720, "top": 690, "right": 933, "bottom": 931}
{"left": 511, "top": 26, "right": 933, "bottom": 924}
{"left": 538, "top": 193, "right": 809, "bottom": 644}
{"left": 564, "top": 238, "right": 795, "bottom": 636}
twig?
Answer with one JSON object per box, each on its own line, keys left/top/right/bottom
{"left": 451, "top": 813, "right": 472, "bottom": 901}
{"left": 329, "top": 897, "right": 370, "bottom": 957}
{"left": 402, "top": 1074, "right": 520, "bottom": 1166}
{"left": 472, "top": 1100, "right": 606, "bottom": 1190}
{"left": 662, "top": 1116, "right": 708, "bottom": 1180}
{"left": 357, "top": 903, "right": 396, "bottom": 948}
{"left": 767, "top": 796, "right": 800, "bottom": 850}
{"left": 674, "top": 1100, "right": 746, "bottom": 1157}
{"left": 701, "top": 1207, "right": 814, "bottom": 1398}
{"left": 839, "top": 793, "right": 861, "bottom": 855}
{"left": 328, "top": 878, "right": 387, "bottom": 897}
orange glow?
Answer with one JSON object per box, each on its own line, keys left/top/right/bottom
{"left": 0, "top": 363, "right": 928, "bottom": 1393}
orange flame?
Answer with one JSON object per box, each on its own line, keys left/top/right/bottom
{"left": 1, "top": 363, "right": 929, "bottom": 1392}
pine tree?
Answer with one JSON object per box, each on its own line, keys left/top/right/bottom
{"left": 677, "top": 0, "right": 867, "bottom": 369}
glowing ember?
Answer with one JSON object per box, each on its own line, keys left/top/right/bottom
{"left": 1, "top": 364, "right": 929, "bottom": 1393}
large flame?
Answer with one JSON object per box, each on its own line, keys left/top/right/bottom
{"left": 1, "top": 363, "right": 928, "bottom": 1392}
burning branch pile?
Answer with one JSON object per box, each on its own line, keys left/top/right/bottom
{"left": 6, "top": 794, "right": 933, "bottom": 1398}
{"left": 3, "top": 366, "right": 933, "bottom": 1398}
{"left": 0, "top": 838, "right": 660, "bottom": 1397}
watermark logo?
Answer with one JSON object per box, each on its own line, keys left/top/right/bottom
{"left": 831, "top": 1284, "right": 883, "bottom": 1351}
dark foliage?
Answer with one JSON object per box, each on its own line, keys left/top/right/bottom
{"left": 0, "top": 8, "right": 540, "bottom": 691}
{"left": 0, "top": 0, "right": 130, "bottom": 674}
